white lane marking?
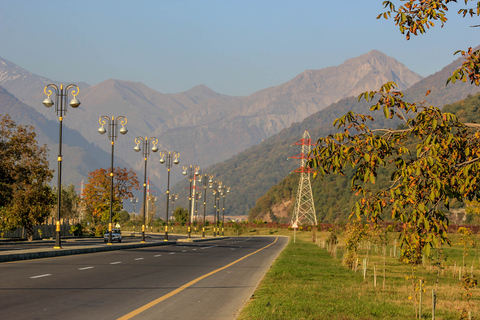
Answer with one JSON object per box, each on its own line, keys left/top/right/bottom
{"left": 30, "top": 274, "right": 51, "bottom": 279}
{"left": 169, "top": 252, "right": 175, "bottom": 255}
{"left": 79, "top": 267, "right": 94, "bottom": 271}
{"left": 192, "top": 249, "right": 197, "bottom": 251}
{"left": 200, "top": 245, "right": 218, "bottom": 250}
{"left": 154, "top": 255, "right": 162, "bottom": 257}
{"left": 110, "top": 261, "right": 122, "bottom": 265}
{"left": 134, "top": 258, "right": 144, "bottom": 261}
{"left": 182, "top": 250, "right": 187, "bottom": 253}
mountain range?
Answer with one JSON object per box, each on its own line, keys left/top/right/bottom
{"left": 0, "top": 51, "right": 422, "bottom": 190}
{"left": 1, "top": 49, "right": 472, "bottom": 218}
{"left": 167, "top": 48, "right": 480, "bottom": 218}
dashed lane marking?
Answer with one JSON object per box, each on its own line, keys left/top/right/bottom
{"left": 30, "top": 274, "right": 51, "bottom": 279}
{"left": 78, "top": 267, "right": 94, "bottom": 271}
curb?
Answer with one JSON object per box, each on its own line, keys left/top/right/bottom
{"left": 0, "top": 237, "right": 229, "bottom": 263}
{"left": 0, "top": 241, "right": 175, "bottom": 263}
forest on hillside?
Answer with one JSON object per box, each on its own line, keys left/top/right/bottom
{"left": 249, "top": 92, "right": 480, "bottom": 223}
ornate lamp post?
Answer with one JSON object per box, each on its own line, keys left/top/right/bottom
{"left": 98, "top": 116, "right": 128, "bottom": 245}
{"left": 183, "top": 165, "right": 199, "bottom": 239}
{"left": 221, "top": 187, "right": 230, "bottom": 236}
{"left": 209, "top": 181, "right": 222, "bottom": 237}
{"left": 134, "top": 136, "right": 158, "bottom": 243}
{"left": 197, "top": 174, "right": 213, "bottom": 238}
{"left": 159, "top": 150, "right": 180, "bottom": 241}
{"left": 43, "top": 83, "right": 80, "bottom": 249}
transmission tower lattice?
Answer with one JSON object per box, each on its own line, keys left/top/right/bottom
{"left": 289, "top": 130, "right": 317, "bottom": 226}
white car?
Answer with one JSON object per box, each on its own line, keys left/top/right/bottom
{"left": 104, "top": 229, "right": 122, "bottom": 242}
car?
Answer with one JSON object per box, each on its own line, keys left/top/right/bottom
{"left": 104, "top": 229, "right": 122, "bottom": 242}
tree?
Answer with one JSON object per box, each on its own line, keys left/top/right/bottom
{"left": 308, "top": 1, "right": 480, "bottom": 259}
{"left": 173, "top": 206, "right": 189, "bottom": 225}
{"left": 51, "top": 184, "right": 81, "bottom": 221}
{"left": 0, "top": 114, "right": 54, "bottom": 241}
{"left": 82, "top": 167, "right": 140, "bottom": 225}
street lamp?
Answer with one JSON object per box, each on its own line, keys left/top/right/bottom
{"left": 209, "top": 181, "right": 222, "bottom": 237}
{"left": 169, "top": 193, "right": 178, "bottom": 233}
{"left": 43, "top": 83, "right": 80, "bottom": 249}
{"left": 183, "top": 165, "right": 199, "bottom": 239}
{"left": 198, "top": 174, "right": 213, "bottom": 238}
{"left": 98, "top": 115, "right": 128, "bottom": 245}
{"left": 221, "top": 187, "right": 230, "bottom": 236}
{"left": 159, "top": 150, "right": 180, "bottom": 241}
{"left": 134, "top": 136, "right": 158, "bottom": 243}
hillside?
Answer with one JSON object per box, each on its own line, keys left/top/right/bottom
{"left": 0, "top": 85, "right": 131, "bottom": 186}
{"left": 0, "top": 52, "right": 423, "bottom": 193}
{"left": 167, "top": 49, "right": 480, "bottom": 218}
{"left": 249, "top": 91, "right": 480, "bottom": 223}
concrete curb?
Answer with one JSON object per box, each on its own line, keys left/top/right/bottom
{"left": 0, "top": 237, "right": 229, "bottom": 263}
{"left": 0, "top": 241, "right": 175, "bottom": 263}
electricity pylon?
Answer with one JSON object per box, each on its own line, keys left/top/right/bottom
{"left": 289, "top": 130, "right": 317, "bottom": 226}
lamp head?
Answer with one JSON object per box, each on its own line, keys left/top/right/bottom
{"left": 43, "top": 98, "right": 54, "bottom": 108}
{"left": 134, "top": 145, "right": 141, "bottom": 152}
{"left": 159, "top": 158, "right": 165, "bottom": 164}
{"left": 119, "top": 126, "right": 128, "bottom": 135}
{"left": 151, "top": 145, "right": 158, "bottom": 153}
{"left": 182, "top": 170, "right": 187, "bottom": 176}
{"left": 173, "top": 158, "right": 179, "bottom": 165}
{"left": 98, "top": 126, "right": 106, "bottom": 135}
{"left": 69, "top": 98, "right": 80, "bottom": 108}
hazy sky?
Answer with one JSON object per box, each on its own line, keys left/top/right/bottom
{"left": 0, "top": 0, "right": 477, "bottom": 96}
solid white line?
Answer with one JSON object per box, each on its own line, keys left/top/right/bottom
{"left": 169, "top": 252, "right": 175, "bottom": 255}
{"left": 134, "top": 258, "right": 144, "bottom": 261}
{"left": 182, "top": 250, "right": 187, "bottom": 253}
{"left": 78, "top": 267, "right": 94, "bottom": 270}
{"left": 110, "top": 261, "right": 122, "bottom": 265}
{"left": 154, "top": 255, "right": 161, "bottom": 257}
{"left": 30, "top": 274, "right": 51, "bottom": 279}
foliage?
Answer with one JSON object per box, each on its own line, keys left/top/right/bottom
{"left": 82, "top": 167, "right": 139, "bottom": 225}
{"left": 116, "top": 210, "right": 130, "bottom": 224}
{"left": 344, "top": 222, "right": 367, "bottom": 269}
{"left": 69, "top": 223, "right": 84, "bottom": 237}
{"left": 379, "top": 0, "right": 480, "bottom": 85}
{"left": 0, "top": 114, "right": 54, "bottom": 241}
{"left": 51, "top": 184, "right": 81, "bottom": 220}
{"left": 173, "top": 206, "right": 189, "bottom": 225}
{"left": 306, "top": 1, "right": 480, "bottom": 259}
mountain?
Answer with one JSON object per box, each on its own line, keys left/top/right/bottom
{"left": 0, "top": 84, "right": 130, "bottom": 186}
{"left": 0, "top": 57, "right": 90, "bottom": 122}
{"left": 172, "top": 49, "right": 480, "bottom": 218}
{"left": 0, "top": 51, "right": 423, "bottom": 192}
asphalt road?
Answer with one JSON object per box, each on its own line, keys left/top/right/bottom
{"left": 0, "top": 236, "right": 288, "bottom": 320}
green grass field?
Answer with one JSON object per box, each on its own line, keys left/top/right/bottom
{"left": 237, "top": 230, "right": 480, "bottom": 320}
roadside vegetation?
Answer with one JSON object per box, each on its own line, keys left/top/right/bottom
{"left": 238, "top": 228, "right": 480, "bottom": 320}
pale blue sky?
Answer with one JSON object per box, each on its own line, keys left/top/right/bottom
{"left": 0, "top": 0, "right": 477, "bottom": 96}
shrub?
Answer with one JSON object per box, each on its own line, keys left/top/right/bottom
{"left": 70, "top": 223, "right": 84, "bottom": 237}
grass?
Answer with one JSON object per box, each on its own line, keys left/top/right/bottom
{"left": 237, "top": 230, "right": 480, "bottom": 320}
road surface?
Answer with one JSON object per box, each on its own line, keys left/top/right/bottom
{"left": 0, "top": 236, "right": 287, "bottom": 320}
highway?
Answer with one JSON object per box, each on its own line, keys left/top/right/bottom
{"left": 0, "top": 236, "right": 287, "bottom": 320}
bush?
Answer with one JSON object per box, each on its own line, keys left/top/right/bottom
{"left": 95, "top": 225, "right": 107, "bottom": 237}
{"left": 70, "top": 223, "right": 84, "bottom": 237}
